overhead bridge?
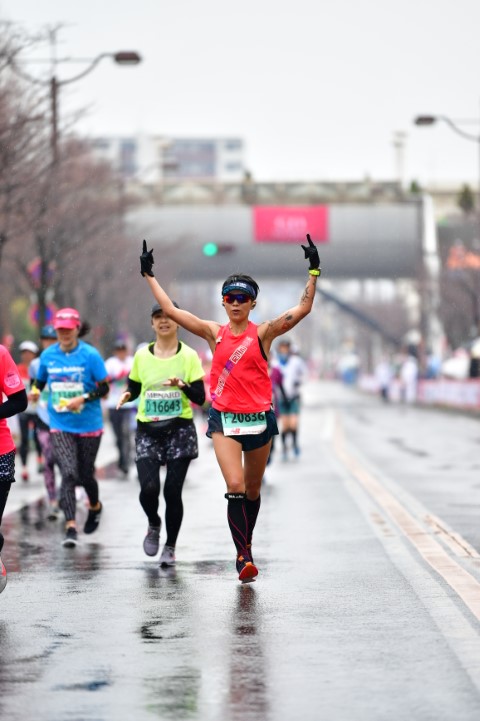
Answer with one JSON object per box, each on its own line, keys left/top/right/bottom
{"left": 126, "top": 183, "right": 424, "bottom": 282}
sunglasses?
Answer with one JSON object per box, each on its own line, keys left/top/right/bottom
{"left": 223, "top": 293, "right": 252, "bottom": 305}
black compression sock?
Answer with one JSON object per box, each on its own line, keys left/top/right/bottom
{"left": 245, "top": 495, "right": 261, "bottom": 545}
{"left": 225, "top": 493, "right": 249, "bottom": 557}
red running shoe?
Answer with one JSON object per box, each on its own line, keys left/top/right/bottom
{"left": 236, "top": 554, "right": 258, "bottom": 582}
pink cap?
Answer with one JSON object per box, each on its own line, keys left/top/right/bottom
{"left": 54, "top": 307, "right": 81, "bottom": 330}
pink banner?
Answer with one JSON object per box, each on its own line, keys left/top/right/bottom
{"left": 253, "top": 206, "right": 329, "bottom": 243}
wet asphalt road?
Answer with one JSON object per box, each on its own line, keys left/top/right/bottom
{"left": 1, "top": 381, "right": 480, "bottom": 721}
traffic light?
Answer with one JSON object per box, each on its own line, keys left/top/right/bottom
{"left": 202, "top": 242, "right": 234, "bottom": 257}
{"left": 203, "top": 242, "right": 219, "bottom": 257}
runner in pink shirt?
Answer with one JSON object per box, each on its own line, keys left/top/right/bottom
{"left": 0, "top": 345, "right": 28, "bottom": 593}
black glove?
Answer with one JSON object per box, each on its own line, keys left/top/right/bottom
{"left": 301, "top": 234, "right": 321, "bottom": 271}
{"left": 140, "top": 239, "right": 155, "bottom": 277}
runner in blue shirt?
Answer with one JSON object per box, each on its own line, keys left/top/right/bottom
{"left": 31, "top": 308, "right": 109, "bottom": 547}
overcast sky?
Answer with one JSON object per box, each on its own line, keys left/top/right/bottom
{"left": 1, "top": 0, "right": 479, "bottom": 186}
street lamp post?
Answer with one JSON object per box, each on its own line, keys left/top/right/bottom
{"left": 414, "top": 114, "right": 480, "bottom": 227}
{"left": 414, "top": 113, "right": 480, "bottom": 338}
{"left": 48, "top": 51, "right": 141, "bottom": 164}
{"left": 10, "top": 48, "right": 141, "bottom": 164}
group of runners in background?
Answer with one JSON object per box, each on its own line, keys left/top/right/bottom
{"left": 0, "top": 234, "right": 319, "bottom": 589}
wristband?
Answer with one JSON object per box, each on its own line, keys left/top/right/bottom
{"left": 82, "top": 393, "right": 90, "bottom": 402}
{"left": 308, "top": 268, "right": 320, "bottom": 276}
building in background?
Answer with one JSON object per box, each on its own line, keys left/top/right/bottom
{"left": 89, "top": 134, "right": 245, "bottom": 183}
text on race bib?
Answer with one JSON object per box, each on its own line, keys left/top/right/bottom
{"left": 221, "top": 411, "right": 267, "bottom": 436}
{"left": 51, "top": 381, "right": 84, "bottom": 413}
{"left": 145, "top": 389, "right": 182, "bottom": 421}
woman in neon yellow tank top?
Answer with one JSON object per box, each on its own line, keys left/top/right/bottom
{"left": 139, "top": 236, "right": 320, "bottom": 581}
{"left": 117, "top": 303, "right": 206, "bottom": 568}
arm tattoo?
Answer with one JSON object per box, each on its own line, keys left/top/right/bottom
{"left": 281, "top": 313, "right": 294, "bottom": 330}
{"left": 301, "top": 280, "right": 313, "bottom": 304}
{"left": 300, "top": 275, "right": 317, "bottom": 305}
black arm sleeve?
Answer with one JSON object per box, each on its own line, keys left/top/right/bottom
{"left": 182, "top": 379, "right": 206, "bottom": 406}
{"left": 85, "top": 380, "right": 109, "bottom": 401}
{"left": 126, "top": 377, "right": 142, "bottom": 402}
{"left": 0, "top": 389, "right": 28, "bottom": 419}
{"left": 31, "top": 379, "right": 47, "bottom": 392}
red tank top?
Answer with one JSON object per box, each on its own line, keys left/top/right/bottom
{"left": 210, "top": 322, "right": 272, "bottom": 412}
{"left": 0, "top": 345, "right": 25, "bottom": 455}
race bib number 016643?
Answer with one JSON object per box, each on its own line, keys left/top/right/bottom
{"left": 221, "top": 411, "right": 267, "bottom": 436}
{"left": 145, "top": 389, "right": 182, "bottom": 421}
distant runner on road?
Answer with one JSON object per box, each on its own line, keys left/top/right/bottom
{"left": 117, "top": 302, "right": 205, "bottom": 568}
{"left": 105, "top": 339, "right": 134, "bottom": 477}
{"left": 0, "top": 345, "right": 28, "bottom": 593}
{"left": 272, "top": 338, "right": 307, "bottom": 460}
{"left": 139, "top": 235, "right": 320, "bottom": 581}
{"left": 29, "top": 325, "right": 60, "bottom": 520}
{"left": 17, "top": 340, "right": 42, "bottom": 481}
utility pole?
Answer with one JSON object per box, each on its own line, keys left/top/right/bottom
{"left": 8, "top": 26, "right": 141, "bottom": 327}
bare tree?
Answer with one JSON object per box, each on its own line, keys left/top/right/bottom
{"left": 0, "top": 23, "right": 139, "bottom": 343}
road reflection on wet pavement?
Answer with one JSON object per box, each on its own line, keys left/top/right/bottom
{"left": 2, "top": 382, "right": 480, "bottom": 721}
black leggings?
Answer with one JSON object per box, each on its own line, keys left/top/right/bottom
{"left": 136, "top": 457, "right": 190, "bottom": 547}
{"left": 108, "top": 408, "right": 132, "bottom": 471}
{"left": 51, "top": 432, "right": 102, "bottom": 522}
{"left": 18, "top": 412, "right": 42, "bottom": 465}
{"left": 0, "top": 483, "right": 11, "bottom": 553}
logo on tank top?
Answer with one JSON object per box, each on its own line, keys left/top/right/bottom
{"left": 213, "top": 337, "right": 253, "bottom": 399}
{"left": 4, "top": 370, "right": 21, "bottom": 389}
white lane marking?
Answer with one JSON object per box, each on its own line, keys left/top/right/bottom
{"left": 334, "top": 414, "right": 480, "bottom": 623}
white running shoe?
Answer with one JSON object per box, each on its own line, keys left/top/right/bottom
{"left": 47, "top": 502, "right": 60, "bottom": 521}
{"left": 143, "top": 525, "right": 160, "bottom": 556}
{"left": 0, "top": 555, "right": 7, "bottom": 593}
{"left": 159, "top": 545, "right": 176, "bottom": 567}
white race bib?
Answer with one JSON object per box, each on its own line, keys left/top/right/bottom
{"left": 145, "top": 389, "right": 182, "bottom": 421}
{"left": 221, "top": 411, "right": 267, "bottom": 436}
{"left": 51, "top": 381, "right": 84, "bottom": 413}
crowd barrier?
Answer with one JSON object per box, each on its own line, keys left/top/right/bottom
{"left": 359, "top": 376, "right": 480, "bottom": 411}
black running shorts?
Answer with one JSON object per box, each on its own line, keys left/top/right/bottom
{"left": 206, "top": 408, "right": 278, "bottom": 451}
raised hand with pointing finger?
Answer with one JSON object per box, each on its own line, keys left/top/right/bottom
{"left": 140, "top": 239, "right": 155, "bottom": 277}
{"left": 301, "top": 233, "right": 321, "bottom": 273}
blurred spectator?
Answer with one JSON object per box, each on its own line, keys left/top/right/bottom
{"left": 266, "top": 361, "right": 284, "bottom": 467}
{"left": 197, "top": 351, "right": 213, "bottom": 431}
{"left": 105, "top": 339, "right": 135, "bottom": 476}
{"left": 374, "top": 356, "right": 394, "bottom": 402}
{"left": 337, "top": 347, "right": 360, "bottom": 385}
{"left": 400, "top": 353, "right": 418, "bottom": 404}
{"left": 469, "top": 337, "right": 480, "bottom": 378}
{"left": 17, "top": 340, "right": 42, "bottom": 481}
{"left": 425, "top": 349, "right": 442, "bottom": 379}
{"left": 29, "top": 326, "right": 59, "bottom": 518}
{"left": 441, "top": 347, "right": 470, "bottom": 380}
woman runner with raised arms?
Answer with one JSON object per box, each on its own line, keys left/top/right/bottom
{"left": 139, "top": 235, "right": 320, "bottom": 581}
